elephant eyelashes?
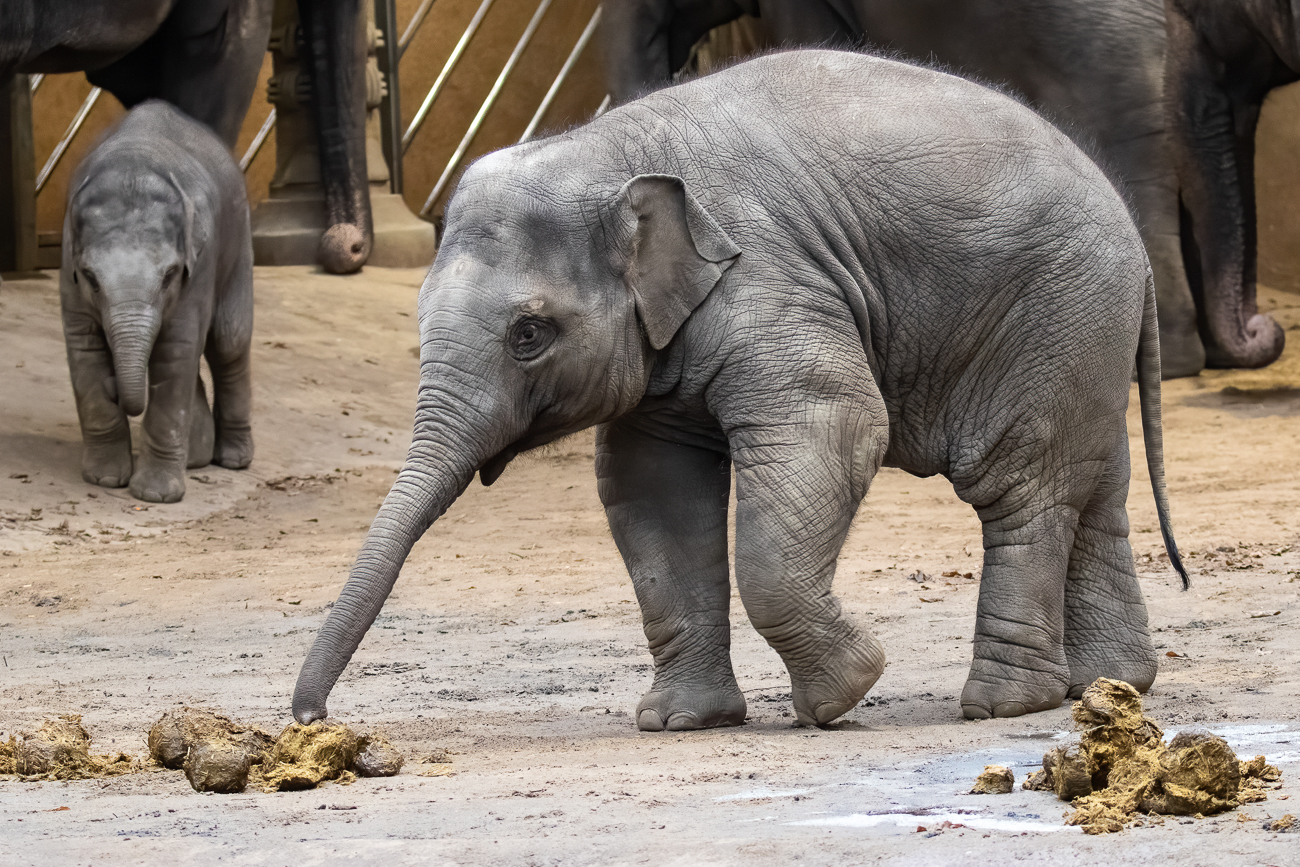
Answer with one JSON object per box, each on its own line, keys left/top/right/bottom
{"left": 78, "top": 270, "right": 100, "bottom": 292}
{"left": 162, "top": 266, "right": 180, "bottom": 288}
{"left": 507, "top": 317, "right": 556, "bottom": 360}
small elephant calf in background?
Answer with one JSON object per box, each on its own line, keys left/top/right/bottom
{"left": 61, "top": 100, "right": 253, "bottom": 503}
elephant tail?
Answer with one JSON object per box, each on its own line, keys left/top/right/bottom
{"left": 1136, "top": 268, "right": 1190, "bottom": 590}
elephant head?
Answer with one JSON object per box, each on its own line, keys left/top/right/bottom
{"left": 67, "top": 164, "right": 197, "bottom": 416}
{"left": 291, "top": 160, "right": 741, "bottom": 722}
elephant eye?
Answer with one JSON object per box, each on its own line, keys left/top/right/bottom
{"left": 162, "top": 265, "right": 180, "bottom": 288}
{"left": 81, "top": 269, "right": 100, "bottom": 292}
{"left": 507, "top": 317, "right": 555, "bottom": 361}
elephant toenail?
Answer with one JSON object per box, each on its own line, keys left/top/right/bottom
{"left": 665, "top": 712, "right": 700, "bottom": 731}
{"left": 962, "top": 704, "right": 993, "bottom": 720}
{"left": 637, "top": 709, "right": 665, "bottom": 732}
{"left": 993, "top": 701, "right": 1029, "bottom": 718}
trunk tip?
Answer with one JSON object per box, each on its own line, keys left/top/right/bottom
{"left": 318, "top": 224, "right": 371, "bottom": 275}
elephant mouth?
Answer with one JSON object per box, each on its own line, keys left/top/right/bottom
{"left": 479, "top": 446, "right": 518, "bottom": 486}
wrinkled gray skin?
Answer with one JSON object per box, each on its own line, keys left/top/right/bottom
{"left": 61, "top": 101, "right": 254, "bottom": 504}
{"left": 601, "top": 0, "right": 1208, "bottom": 378}
{"left": 294, "top": 51, "right": 1187, "bottom": 731}
{"left": 1164, "top": 0, "right": 1295, "bottom": 370}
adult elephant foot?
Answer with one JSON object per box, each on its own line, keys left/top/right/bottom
{"left": 636, "top": 680, "right": 746, "bottom": 732}
{"left": 786, "top": 626, "right": 885, "bottom": 727}
{"left": 959, "top": 662, "right": 1069, "bottom": 720}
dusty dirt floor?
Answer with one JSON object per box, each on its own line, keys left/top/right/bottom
{"left": 1, "top": 266, "right": 1298, "bottom": 866}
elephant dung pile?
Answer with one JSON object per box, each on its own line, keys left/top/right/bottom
{"left": 0, "top": 715, "right": 136, "bottom": 780}
{"left": 147, "top": 708, "right": 403, "bottom": 793}
{"left": 970, "top": 765, "right": 1015, "bottom": 794}
{"left": 1023, "top": 679, "right": 1282, "bottom": 834}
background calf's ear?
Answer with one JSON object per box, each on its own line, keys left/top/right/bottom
{"left": 617, "top": 175, "right": 741, "bottom": 350}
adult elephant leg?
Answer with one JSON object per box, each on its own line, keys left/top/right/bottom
{"left": 600, "top": 0, "right": 746, "bottom": 103}
{"left": 1165, "top": 8, "right": 1283, "bottom": 369}
{"left": 88, "top": 0, "right": 274, "bottom": 149}
{"left": 596, "top": 418, "right": 743, "bottom": 732}
{"left": 1062, "top": 436, "right": 1156, "bottom": 699}
{"left": 298, "top": 0, "right": 372, "bottom": 274}
{"left": 719, "top": 337, "right": 888, "bottom": 727}
{"left": 1108, "top": 150, "right": 1204, "bottom": 377}
{"left": 960, "top": 494, "right": 1076, "bottom": 720}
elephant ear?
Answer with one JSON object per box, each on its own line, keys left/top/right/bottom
{"left": 615, "top": 174, "right": 741, "bottom": 350}
{"left": 166, "top": 172, "right": 200, "bottom": 279}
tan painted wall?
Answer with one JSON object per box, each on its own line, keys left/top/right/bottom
{"left": 1257, "top": 81, "right": 1300, "bottom": 294}
{"left": 29, "top": 0, "right": 606, "bottom": 243}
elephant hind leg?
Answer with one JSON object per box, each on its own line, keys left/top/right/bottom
{"left": 187, "top": 373, "right": 214, "bottom": 469}
{"left": 1063, "top": 446, "right": 1156, "bottom": 699}
{"left": 960, "top": 495, "right": 1077, "bottom": 720}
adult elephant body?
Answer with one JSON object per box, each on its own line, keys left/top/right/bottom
{"left": 1164, "top": 0, "right": 1295, "bottom": 369}
{"left": 602, "top": 0, "right": 1206, "bottom": 377}
{"left": 1, "top": 0, "right": 372, "bottom": 274}
{"left": 293, "top": 51, "right": 1186, "bottom": 732}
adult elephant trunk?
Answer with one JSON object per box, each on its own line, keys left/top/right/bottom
{"left": 292, "top": 407, "right": 504, "bottom": 723}
{"left": 102, "top": 301, "right": 161, "bottom": 417}
{"left": 297, "top": 0, "right": 373, "bottom": 274}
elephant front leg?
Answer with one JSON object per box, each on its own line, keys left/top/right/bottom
{"left": 132, "top": 335, "right": 202, "bottom": 503}
{"left": 63, "top": 311, "right": 133, "bottom": 487}
{"left": 723, "top": 378, "right": 889, "bottom": 727}
{"left": 596, "top": 419, "right": 744, "bottom": 732}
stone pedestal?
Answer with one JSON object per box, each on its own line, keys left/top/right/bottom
{"left": 251, "top": 0, "right": 436, "bottom": 269}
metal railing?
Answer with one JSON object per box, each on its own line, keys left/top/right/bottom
{"left": 35, "top": 86, "right": 101, "bottom": 193}
{"left": 419, "top": 0, "right": 554, "bottom": 215}
{"left": 402, "top": 0, "right": 497, "bottom": 153}
{"left": 519, "top": 5, "right": 601, "bottom": 143}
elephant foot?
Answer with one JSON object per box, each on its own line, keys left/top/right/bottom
{"left": 1064, "top": 642, "right": 1157, "bottom": 700}
{"left": 130, "top": 464, "right": 186, "bottom": 503}
{"left": 636, "top": 681, "right": 746, "bottom": 732}
{"left": 960, "top": 658, "right": 1069, "bottom": 720}
{"left": 82, "top": 440, "right": 133, "bottom": 488}
{"left": 213, "top": 428, "right": 253, "bottom": 470}
{"left": 788, "top": 628, "right": 885, "bottom": 727}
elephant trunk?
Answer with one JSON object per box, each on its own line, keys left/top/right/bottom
{"left": 1198, "top": 275, "right": 1285, "bottom": 369}
{"left": 103, "top": 301, "right": 161, "bottom": 417}
{"left": 297, "top": 0, "right": 374, "bottom": 275}
{"left": 291, "top": 409, "right": 498, "bottom": 723}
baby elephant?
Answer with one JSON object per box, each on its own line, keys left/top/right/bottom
{"left": 294, "top": 50, "right": 1186, "bottom": 730}
{"left": 61, "top": 101, "right": 253, "bottom": 503}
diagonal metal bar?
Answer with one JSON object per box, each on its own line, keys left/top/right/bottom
{"left": 593, "top": 93, "right": 612, "bottom": 118}
{"left": 398, "top": 0, "right": 437, "bottom": 56}
{"left": 36, "top": 86, "right": 101, "bottom": 193}
{"left": 28, "top": 73, "right": 44, "bottom": 94}
{"left": 519, "top": 5, "right": 602, "bottom": 144}
{"left": 420, "top": 0, "right": 554, "bottom": 216}
{"left": 402, "top": 0, "right": 496, "bottom": 153}
{"left": 239, "top": 108, "right": 276, "bottom": 172}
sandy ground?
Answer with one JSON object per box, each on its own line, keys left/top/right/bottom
{"left": 1, "top": 266, "right": 1298, "bottom": 866}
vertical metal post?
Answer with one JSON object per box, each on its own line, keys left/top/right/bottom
{"left": 374, "top": 0, "right": 403, "bottom": 194}
{"left": 0, "top": 75, "right": 37, "bottom": 273}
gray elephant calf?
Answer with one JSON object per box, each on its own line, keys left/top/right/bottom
{"left": 61, "top": 101, "right": 253, "bottom": 503}
{"left": 294, "top": 50, "right": 1185, "bottom": 729}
